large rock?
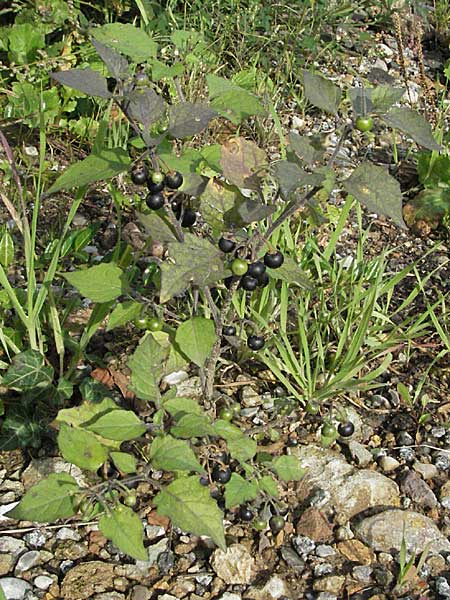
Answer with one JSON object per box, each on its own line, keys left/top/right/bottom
{"left": 0, "top": 577, "right": 33, "bottom": 600}
{"left": 354, "top": 509, "right": 450, "bottom": 555}
{"left": 211, "top": 544, "right": 257, "bottom": 585}
{"left": 60, "top": 561, "right": 116, "bottom": 600}
{"left": 293, "top": 446, "right": 400, "bottom": 522}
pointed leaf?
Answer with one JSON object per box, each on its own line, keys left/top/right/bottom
{"left": 110, "top": 451, "right": 137, "bottom": 474}
{"left": 199, "top": 179, "right": 244, "bottom": 232}
{"left": 175, "top": 317, "right": 217, "bottom": 367}
{"left": 56, "top": 397, "right": 119, "bottom": 428}
{"left": 220, "top": 137, "right": 267, "bottom": 190}
{"left": 5, "top": 473, "right": 77, "bottom": 522}
{"left": 0, "top": 229, "right": 14, "bottom": 267}
{"left": 99, "top": 504, "right": 147, "bottom": 560}
{"left": 63, "top": 263, "right": 125, "bottom": 303}
{"left": 162, "top": 396, "right": 203, "bottom": 418}
{"left": 93, "top": 23, "right": 157, "bottom": 61}
{"left": 171, "top": 413, "right": 215, "bottom": 438}
{"left": 52, "top": 68, "right": 112, "bottom": 98}
{"left": 343, "top": 163, "right": 407, "bottom": 228}
{"left": 168, "top": 102, "right": 217, "bottom": 138}
{"left": 154, "top": 475, "right": 226, "bottom": 549}
{"left": 3, "top": 349, "right": 53, "bottom": 392}
{"left": 91, "top": 38, "right": 129, "bottom": 79}
{"left": 303, "top": 70, "right": 341, "bottom": 115}
{"left": 149, "top": 435, "right": 204, "bottom": 473}
{"left": 288, "top": 132, "right": 324, "bottom": 166}
{"left": 272, "top": 455, "right": 305, "bottom": 481}
{"left": 227, "top": 435, "right": 257, "bottom": 464}
{"left": 58, "top": 423, "right": 108, "bottom": 471}
{"left": 258, "top": 475, "right": 279, "bottom": 498}
{"left": 127, "top": 88, "right": 166, "bottom": 128}
{"left": 383, "top": 107, "right": 441, "bottom": 151}
{"left": 137, "top": 212, "right": 178, "bottom": 243}
{"left": 224, "top": 473, "right": 258, "bottom": 508}
{"left": 370, "top": 85, "right": 404, "bottom": 114}
{"left": 106, "top": 301, "right": 142, "bottom": 331}
{"left": 207, "top": 74, "right": 266, "bottom": 125}
{"left": 86, "top": 409, "right": 146, "bottom": 441}
{"left": 214, "top": 419, "right": 244, "bottom": 440}
{"left": 128, "top": 333, "right": 168, "bottom": 402}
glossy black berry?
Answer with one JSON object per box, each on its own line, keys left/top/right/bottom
{"left": 199, "top": 475, "right": 210, "bottom": 486}
{"left": 247, "top": 261, "right": 266, "bottom": 278}
{"left": 338, "top": 421, "right": 355, "bottom": 437}
{"left": 264, "top": 251, "right": 284, "bottom": 269}
{"left": 240, "top": 275, "right": 258, "bottom": 291}
{"left": 215, "top": 451, "right": 230, "bottom": 464}
{"left": 269, "top": 515, "right": 285, "bottom": 533}
{"left": 181, "top": 208, "right": 196, "bottom": 227}
{"left": 219, "top": 237, "right": 236, "bottom": 253}
{"left": 223, "top": 325, "right": 236, "bottom": 336}
{"left": 257, "top": 272, "right": 270, "bottom": 287}
{"left": 131, "top": 168, "right": 148, "bottom": 186}
{"left": 248, "top": 335, "right": 264, "bottom": 351}
{"left": 165, "top": 171, "right": 183, "bottom": 189}
{"left": 212, "top": 465, "right": 232, "bottom": 484}
{"left": 238, "top": 506, "right": 254, "bottom": 522}
{"left": 147, "top": 179, "right": 165, "bottom": 193}
{"left": 146, "top": 192, "right": 165, "bottom": 210}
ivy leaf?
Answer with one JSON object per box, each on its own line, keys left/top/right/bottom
{"left": 272, "top": 455, "right": 305, "bottom": 481}
{"left": 383, "top": 107, "right": 441, "bottom": 151}
{"left": 159, "top": 233, "right": 227, "bottom": 303}
{"left": 220, "top": 137, "right": 268, "bottom": 190}
{"left": 91, "top": 38, "right": 129, "bottom": 79}
{"left": 3, "top": 349, "right": 53, "bottom": 392}
{"left": 302, "top": 70, "right": 341, "bottom": 115}
{"left": 99, "top": 504, "right": 147, "bottom": 560}
{"left": 128, "top": 333, "right": 168, "bottom": 402}
{"left": 110, "top": 451, "right": 137, "bottom": 474}
{"left": 343, "top": 163, "right": 407, "bottom": 229}
{"left": 154, "top": 475, "right": 226, "bottom": 550}
{"left": 63, "top": 263, "right": 125, "bottom": 303}
{"left": 149, "top": 435, "right": 204, "bottom": 473}
{"left": 106, "top": 301, "right": 142, "bottom": 331}
{"left": 224, "top": 473, "right": 258, "bottom": 508}
{"left": 51, "top": 68, "right": 112, "bottom": 98}
{"left": 127, "top": 88, "right": 166, "bottom": 129}
{"left": 85, "top": 409, "right": 146, "bottom": 441}
{"left": 168, "top": 102, "right": 217, "bottom": 138}
{"left": 58, "top": 423, "right": 108, "bottom": 471}
{"left": 171, "top": 413, "right": 215, "bottom": 438}
{"left": 175, "top": 317, "right": 217, "bottom": 367}
{"left": 5, "top": 473, "right": 78, "bottom": 522}
{"left": 93, "top": 23, "right": 157, "bottom": 61}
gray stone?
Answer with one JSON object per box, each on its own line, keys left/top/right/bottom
{"left": 355, "top": 509, "right": 450, "bottom": 555}
{"left": 379, "top": 456, "right": 400, "bottom": 472}
{"left": 314, "top": 563, "right": 333, "bottom": 577}
{"left": 210, "top": 544, "right": 257, "bottom": 585}
{"left": 14, "top": 551, "right": 42, "bottom": 574}
{"left": 135, "top": 538, "right": 168, "bottom": 570}
{"left": 280, "top": 546, "right": 305, "bottom": 571}
{"left": 0, "top": 577, "right": 33, "bottom": 600}
{"left": 94, "top": 594, "right": 124, "bottom": 600}
{"left": 348, "top": 441, "right": 373, "bottom": 467}
{"left": 396, "top": 431, "right": 414, "bottom": 446}
{"left": 33, "top": 575, "right": 54, "bottom": 590}
{"left": 335, "top": 525, "right": 354, "bottom": 541}
{"left": 399, "top": 469, "right": 437, "bottom": 508}
{"left": 130, "top": 585, "right": 151, "bottom": 600}
{"left": 440, "top": 481, "right": 450, "bottom": 508}
{"left": 23, "top": 531, "right": 46, "bottom": 548}
{"left": 315, "top": 545, "right": 335, "bottom": 558}
{"left": 435, "top": 576, "right": 450, "bottom": 598}
{"left": 431, "top": 427, "right": 446, "bottom": 438}
{"left": 21, "top": 458, "right": 85, "bottom": 489}
{"left": 412, "top": 461, "right": 438, "bottom": 480}
{"left": 246, "top": 575, "right": 288, "bottom": 599}
{"left": 434, "top": 453, "right": 449, "bottom": 470}
{"left": 292, "top": 536, "right": 315, "bottom": 556}
{"left": 398, "top": 447, "right": 415, "bottom": 462}
{"left": 240, "top": 386, "right": 262, "bottom": 408}
{"left": 0, "top": 536, "right": 25, "bottom": 556}
{"left": 218, "top": 594, "right": 242, "bottom": 600}
{"left": 145, "top": 525, "right": 165, "bottom": 540}
{"left": 56, "top": 527, "right": 81, "bottom": 541}
{"left": 352, "top": 565, "right": 372, "bottom": 583}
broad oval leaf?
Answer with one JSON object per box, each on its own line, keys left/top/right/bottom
{"left": 175, "top": 317, "right": 217, "bottom": 367}
{"left": 224, "top": 473, "right": 258, "bottom": 509}
{"left": 110, "top": 451, "right": 137, "bottom": 474}
{"left": 86, "top": 409, "right": 146, "bottom": 441}
{"left": 227, "top": 434, "right": 257, "bottom": 464}
{"left": 207, "top": 74, "right": 266, "bottom": 125}
{"left": 154, "top": 475, "right": 226, "bottom": 550}
{"left": 3, "top": 349, "right": 53, "bottom": 392}
{"left": 5, "top": 473, "right": 78, "bottom": 522}
{"left": 106, "top": 301, "right": 142, "bottom": 331}
{"left": 63, "top": 263, "right": 125, "bottom": 303}
{"left": 149, "top": 435, "right": 204, "bottom": 473}
{"left": 58, "top": 423, "right": 108, "bottom": 471}
{"left": 127, "top": 88, "right": 166, "bottom": 128}
{"left": 162, "top": 396, "right": 203, "bottom": 418}
{"left": 128, "top": 333, "right": 168, "bottom": 402}
{"left": 272, "top": 455, "right": 305, "bottom": 481}
{"left": 91, "top": 38, "right": 129, "bottom": 79}
{"left": 168, "top": 102, "right": 217, "bottom": 138}
{"left": 383, "top": 107, "right": 441, "bottom": 151}
{"left": 99, "top": 504, "right": 147, "bottom": 560}
{"left": 52, "top": 68, "right": 112, "bottom": 98}
{"left": 170, "top": 413, "right": 215, "bottom": 438}
{"left": 199, "top": 179, "right": 244, "bottom": 233}
{"left": 220, "top": 137, "right": 267, "bottom": 190}
{"left": 303, "top": 70, "right": 341, "bottom": 115}
{"left": 93, "top": 23, "right": 157, "bottom": 62}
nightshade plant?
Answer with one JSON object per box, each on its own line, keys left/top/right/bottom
{"left": 2, "top": 22, "right": 441, "bottom": 559}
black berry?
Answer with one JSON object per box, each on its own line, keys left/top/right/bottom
{"left": 247, "top": 261, "right": 266, "bottom": 278}
{"left": 219, "top": 237, "right": 236, "bottom": 253}
{"left": 248, "top": 335, "right": 264, "bottom": 350}
{"left": 212, "top": 465, "right": 232, "bottom": 484}
{"left": 264, "top": 251, "right": 284, "bottom": 269}
{"left": 199, "top": 475, "right": 209, "bottom": 486}
{"left": 131, "top": 167, "right": 148, "bottom": 186}
{"left": 269, "top": 515, "right": 285, "bottom": 533}
{"left": 165, "top": 171, "right": 183, "bottom": 189}
{"left": 223, "top": 325, "right": 236, "bottom": 336}
{"left": 107, "top": 77, "right": 117, "bottom": 93}
{"left": 257, "top": 272, "right": 270, "bottom": 287}
{"left": 147, "top": 179, "right": 165, "bottom": 193}
{"left": 338, "top": 421, "right": 355, "bottom": 437}
{"left": 146, "top": 192, "right": 165, "bottom": 210}
{"left": 240, "top": 275, "right": 258, "bottom": 291}
{"left": 181, "top": 208, "right": 196, "bottom": 227}
{"left": 238, "top": 506, "right": 254, "bottom": 522}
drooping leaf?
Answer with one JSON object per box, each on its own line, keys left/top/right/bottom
{"left": 207, "top": 74, "right": 266, "bottom": 125}
{"left": 128, "top": 333, "right": 168, "bottom": 402}
{"left": 220, "top": 137, "right": 267, "bottom": 190}
{"left": 175, "top": 317, "right": 217, "bottom": 367}
{"left": 127, "top": 88, "right": 166, "bottom": 128}
{"left": 266, "top": 256, "right": 313, "bottom": 290}
{"left": 224, "top": 473, "right": 258, "bottom": 508}
{"left": 137, "top": 212, "right": 178, "bottom": 243}
{"left": 44, "top": 147, "right": 131, "bottom": 196}
{"left": 383, "top": 107, "right": 441, "bottom": 151}
{"left": 91, "top": 38, "right": 129, "bottom": 79}
{"left": 85, "top": 409, "right": 146, "bottom": 441}
{"left": 272, "top": 161, "right": 309, "bottom": 199}
{"left": 159, "top": 233, "right": 227, "bottom": 303}
{"left": 93, "top": 23, "right": 157, "bottom": 62}
{"left": 302, "top": 70, "right": 341, "bottom": 115}
{"left": 154, "top": 475, "right": 226, "bottom": 549}
{"left": 5, "top": 473, "right": 78, "bottom": 522}
{"left": 369, "top": 85, "right": 404, "bottom": 114}
{"left": 171, "top": 413, "right": 215, "bottom": 438}
{"left": 288, "top": 132, "right": 324, "bottom": 166}
{"left": 348, "top": 87, "right": 374, "bottom": 117}
{"left": 56, "top": 397, "right": 119, "bottom": 429}
{"left": 51, "top": 68, "right": 112, "bottom": 98}
{"left": 99, "top": 504, "right": 147, "bottom": 560}
{"left": 0, "top": 229, "right": 14, "bottom": 267}
{"left": 63, "top": 263, "right": 125, "bottom": 303}
{"left": 57, "top": 423, "right": 108, "bottom": 471}
{"left": 230, "top": 199, "right": 276, "bottom": 225}
{"left": 110, "top": 451, "right": 137, "bottom": 474}
{"left": 272, "top": 455, "right": 305, "bottom": 481}
{"left": 106, "top": 301, "right": 142, "bottom": 331}
{"left": 149, "top": 435, "right": 204, "bottom": 473}
{"left": 343, "top": 163, "right": 407, "bottom": 228}
{"left": 168, "top": 102, "right": 217, "bottom": 138}
{"left": 199, "top": 179, "right": 244, "bottom": 233}
{"left": 3, "top": 349, "right": 53, "bottom": 392}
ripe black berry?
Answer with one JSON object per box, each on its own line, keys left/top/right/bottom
{"left": 131, "top": 167, "right": 148, "bottom": 186}
{"left": 238, "top": 506, "right": 254, "bottom": 522}
{"left": 247, "top": 335, "right": 264, "bottom": 350}
{"left": 212, "top": 465, "right": 232, "bottom": 484}
{"left": 146, "top": 192, "right": 165, "bottom": 210}
{"left": 269, "top": 515, "right": 285, "bottom": 533}
{"left": 223, "top": 325, "right": 236, "bottom": 336}
{"left": 199, "top": 475, "right": 210, "bottom": 486}
{"left": 165, "top": 171, "right": 183, "bottom": 189}
{"left": 147, "top": 179, "right": 164, "bottom": 193}
{"left": 264, "top": 251, "right": 284, "bottom": 269}
{"left": 240, "top": 275, "right": 258, "bottom": 291}
{"left": 257, "top": 272, "right": 270, "bottom": 287}
{"left": 218, "top": 237, "right": 236, "bottom": 253}
{"left": 247, "top": 261, "right": 266, "bottom": 278}
{"left": 338, "top": 421, "right": 355, "bottom": 437}
{"left": 181, "top": 208, "right": 196, "bottom": 227}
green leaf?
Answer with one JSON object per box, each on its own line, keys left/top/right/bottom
{"left": 149, "top": 435, "right": 204, "bottom": 473}
{"left": 199, "top": 179, "right": 245, "bottom": 233}
{"left": 0, "top": 229, "right": 14, "bottom": 267}
{"left": 3, "top": 350, "right": 53, "bottom": 392}
{"left": 63, "top": 263, "right": 125, "bottom": 303}
{"left": 137, "top": 212, "right": 178, "bottom": 244}
{"left": 224, "top": 473, "right": 257, "bottom": 508}
{"left": 273, "top": 160, "right": 313, "bottom": 199}
{"left": 343, "top": 163, "right": 406, "bottom": 229}
{"left": 258, "top": 475, "right": 279, "bottom": 498}
{"left": 86, "top": 409, "right": 146, "bottom": 441}
{"left": 92, "top": 38, "right": 129, "bottom": 79}
{"left": 369, "top": 85, "right": 404, "bottom": 114}
{"left": 0, "top": 583, "right": 6, "bottom": 600}
{"left": 220, "top": 137, "right": 267, "bottom": 190}
{"left": 93, "top": 23, "right": 157, "bottom": 61}
{"left": 151, "top": 58, "right": 184, "bottom": 79}
{"left": 303, "top": 70, "right": 341, "bottom": 115}
{"left": 171, "top": 413, "right": 215, "bottom": 438}
{"left": 99, "top": 504, "right": 147, "bottom": 560}
{"left": 168, "top": 102, "right": 217, "bottom": 138}
{"left": 7, "top": 22, "right": 45, "bottom": 64}
{"left": 58, "top": 423, "right": 108, "bottom": 471}
{"left": 227, "top": 435, "right": 257, "bottom": 464}
{"left": 44, "top": 147, "right": 131, "bottom": 196}
{"left": 106, "top": 301, "right": 142, "bottom": 331}
{"left": 52, "top": 68, "right": 112, "bottom": 99}
{"left": 207, "top": 74, "right": 266, "bottom": 125}
{"left": 160, "top": 233, "right": 227, "bottom": 303}
{"left": 154, "top": 475, "right": 226, "bottom": 549}
{"left": 266, "top": 256, "right": 313, "bottom": 290}
{"left": 57, "top": 397, "right": 119, "bottom": 428}
{"left": 272, "top": 455, "right": 305, "bottom": 481}
{"left": 214, "top": 419, "right": 244, "bottom": 440}
{"left": 128, "top": 88, "right": 166, "bottom": 128}
{"left": 162, "top": 396, "right": 203, "bottom": 418}
{"left": 6, "top": 473, "right": 77, "bottom": 522}
{"left": 128, "top": 333, "right": 168, "bottom": 402}
{"left": 175, "top": 317, "right": 217, "bottom": 367}
{"left": 383, "top": 107, "right": 441, "bottom": 151}
{"left": 288, "top": 132, "right": 324, "bottom": 166}
{"left": 110, "top": 451, "right": 137, "bottom": 474}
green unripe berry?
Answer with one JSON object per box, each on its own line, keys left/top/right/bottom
{"left": 231, "top": 258, "right": 248, "bottom": 276}
{"left": 147, "top": 317, "right": 163, "bottom": 332}
{"left": 355, "top": 116, "right": 374, "bottom": 132}
{"left": 151, "top": 171, "right": 165, "bottom": 184}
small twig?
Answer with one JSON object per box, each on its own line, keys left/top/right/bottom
{"left": 203, "top": 286, "right": 220, "bottom": 322}
{"left": 0, "top": 190, "right": 23, "bottom": 235}
{"left": 173, "top": 77, "right": 186, "bottom": 103}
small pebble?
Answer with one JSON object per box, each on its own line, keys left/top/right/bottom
{"left": 335, "top": 526, "right": 354, "bottom": 541}
{"left": 398, "top": 447, "right": 415, "bottom": 462}
{"left": 436, "top": 576, "right": 450, "bottom": 598}
{"left": 396, "top": 431, "right": 414, "bottom": 446}
{"left": 34, "top": 575, "right": 54, "bottom": 590}
{"left": 315, "top": 545, "right": 336, "bottom": 558}
{"left": 431, "top": 427, "right": 446, "bottom": 438}
{"left": 292, "top": 536, "right": 316, "bottom": 556}
{"left": 309, "top": 489, "right": 331, "bottom": 508}
{"left": 379, "top": 456, "right": 400, "bottom": 472}
{"left": 314, "top": 563, "right": 333, "bottom": 577}
{"left": 56, "top": 527, "right": 81, "bottom": 541}
{"left": 23, "top": 531, "right": 46, "bottom": 548}
{"left": 434, "top": 454, "right": 449, "bottom": 471}
{"left": 352, "top": 565, "right": 373, "bottom": 583}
